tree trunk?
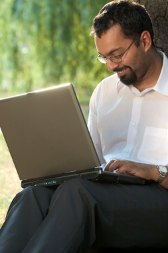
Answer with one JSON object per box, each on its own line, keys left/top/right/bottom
{"left": 135, "top": 0, "right": 168, "bottom": 57}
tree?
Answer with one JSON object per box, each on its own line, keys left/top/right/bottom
{"left": 0, "top": 0, "right": 110, "bottom": 102}
{"left": 135, "top": 0, "right": 168, "bottom": 57}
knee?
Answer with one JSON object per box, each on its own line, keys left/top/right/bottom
{"left": 7, "top": 186, "right": 55, "bottom": 218}
{"left": 55, "top": 179, "right": 95, "bottom": 209}
{"left": 50, "top": 179, "right": 94, "bottom": 220}
{"left": 16, "top": 186, "right": 44, "bottom": 198}
{"left": 13, "top": 186, "right": 54, "bottom": 206}
{"left": 58, "top": 178, "right": 90, "bottom": 195}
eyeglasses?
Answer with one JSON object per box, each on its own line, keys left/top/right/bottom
{"left": 97, "top": 37, "right": 138, "bottom": 64}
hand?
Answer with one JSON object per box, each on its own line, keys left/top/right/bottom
{"left": 104, "top": 159, "right": 160, "bottom": 181}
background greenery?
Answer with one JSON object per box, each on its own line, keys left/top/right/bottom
{"left": 0, "top": 0, "right": 110, "bottom": 102}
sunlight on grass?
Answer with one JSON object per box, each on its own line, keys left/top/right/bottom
{"left": 0, "top": 130, "right": 22, "bottom": 228}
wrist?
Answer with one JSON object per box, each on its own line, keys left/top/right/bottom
{"left": 156, "top": 165, "right": 168, "bottom": 183}
{"left": 152, "top": 165, "right": 160, "bottom": 181}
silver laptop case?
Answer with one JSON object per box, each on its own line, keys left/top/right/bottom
{"left": 0, "top": 84, "right": 100, "bottom": 180}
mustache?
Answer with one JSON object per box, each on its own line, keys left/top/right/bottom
{"left": 113, "top": 66, "right": 130, "bottom": 72}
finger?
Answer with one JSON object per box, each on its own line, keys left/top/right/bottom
{"left": 116, "top": 167, "right": 130, "bottom": 175}
{"left": 108, "top": 160, "right": 124, "bottom": 172}
{"left": 104, "top": 160, "right": 116, "bottom": 171}
{"left": 116, "top": 164, "right": 138, "bottom": 177}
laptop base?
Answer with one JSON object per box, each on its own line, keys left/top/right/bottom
{"left": 21, "top": 167, "right": 155, "bottom": 188}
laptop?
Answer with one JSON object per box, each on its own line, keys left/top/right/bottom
{"left": 0, "top": 83, "right": 154, "bottom": 188}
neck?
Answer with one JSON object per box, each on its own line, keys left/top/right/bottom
{"left": 133, "top": 49, "right": 163, "bottom": 92}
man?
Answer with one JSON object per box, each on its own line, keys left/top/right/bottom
{"left": 88, "top": 0, "right": 168, "bottom": 186}
{"left": 0, "top": 0, "right": 168, "bottom": 252}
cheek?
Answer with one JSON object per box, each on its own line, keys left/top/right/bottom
{"left": 128, "top": 51, "right": 145, "bottom": 72}
{"left": 131, "top": 52, "right": 150, "bottom": 80}
{"left": 121, "top": 53, "right": 137, "bottom": 70}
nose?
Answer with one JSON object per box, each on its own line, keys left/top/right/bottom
{"left": 106, "top": 59, "right": 119, "bottom": 72}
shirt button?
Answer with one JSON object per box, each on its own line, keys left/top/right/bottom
{"left": 126, "top": 149, "right": 129, "bottom": 153}
{"left": 132, "top": 122, "right": 135, "bottom": 126}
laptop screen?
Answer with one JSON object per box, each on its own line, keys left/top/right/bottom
{"left": 0, "top": 84, "right": 100, "bottom": 180}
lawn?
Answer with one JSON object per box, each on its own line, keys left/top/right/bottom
{"left": 0, "top": 129, "right": 22, "bottom": 228}
{"left": 0, "top": 104, "right": 89, "bottom": 228}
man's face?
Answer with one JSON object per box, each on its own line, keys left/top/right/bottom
{"left": 95, "top": 24, "right": 148, "bottom": 86}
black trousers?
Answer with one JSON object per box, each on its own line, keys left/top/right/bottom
{"left": 0, "top": 179, "right": 168, "bottom": 253}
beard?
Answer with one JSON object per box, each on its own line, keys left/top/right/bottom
{"left": 120, "top": 68, "right": 137, "bottom": 85}
{"left": 114, "top": 66, "right": 137, "bottom": 85}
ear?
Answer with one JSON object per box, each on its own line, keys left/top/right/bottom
{"left": 140, "top": 31, "right": 152, "bottom": 52}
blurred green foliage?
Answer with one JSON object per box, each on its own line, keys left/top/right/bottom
{"left": 0, "top": 0, "right": 111, "bottom": 103}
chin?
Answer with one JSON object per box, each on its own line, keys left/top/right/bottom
{"left": 120, "top": 74, "right": 137, "bottom": 86}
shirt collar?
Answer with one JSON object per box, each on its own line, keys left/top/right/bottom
{"left": 117, "top": 79, "right": 124, "bottom": 93}
{"left": 152, "top": 52, "right": 168, "bottom": 96}
{"left": 116, "top": 52, "right": 168, "bottom": 96}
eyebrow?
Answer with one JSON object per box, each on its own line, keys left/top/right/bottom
{"left": 98, "top": 47, "right": 123, "bottom": 57}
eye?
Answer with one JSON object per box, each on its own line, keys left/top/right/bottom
{"left": 114, "top": 54, "right": 122, "bottom": 59}
{"left": 100, "top": 55, "right": 106, "bottom": 59}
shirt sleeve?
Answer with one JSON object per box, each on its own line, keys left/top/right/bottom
{"left": 87, "top": 86, "right": 106, "bottom": 166}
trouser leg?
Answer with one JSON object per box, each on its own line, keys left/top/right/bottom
{"left": 23, "top": 180, "right": 168, "bottom": 252}
{"left": 22, "top": 179, "right": 99, "bottom": 253}
{"left": 0, "top": 186, "right": 55, "bottom": 253}
{"left": 90, "top": 182, "right": 168, "bottom": 250}
{"left": 1, "top": 179, "right": 168, "bottom": 253}
{"left": 0, "top": 179, "right": 99, "bottom": 253}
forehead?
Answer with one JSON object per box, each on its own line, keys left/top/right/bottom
{"left": 95, "top": 24, "right": 127, "bottom": 55}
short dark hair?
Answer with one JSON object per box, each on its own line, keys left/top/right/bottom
{"left": 90, "top": 0, "right": 154, "bottom": 46}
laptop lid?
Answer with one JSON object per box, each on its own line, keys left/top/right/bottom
{"left": 0, "top": 83, "right": 100, "bottom": 180}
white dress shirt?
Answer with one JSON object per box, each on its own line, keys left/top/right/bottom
{"left": 88, "top": 52, "right": 168, "bottom": 168}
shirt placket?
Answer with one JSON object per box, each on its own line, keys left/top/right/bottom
{"left": 121, "top": 96, "right": 143, "bottom": 159}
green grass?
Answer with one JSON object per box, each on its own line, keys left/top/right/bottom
{"left": 0, "top": 130, "right": 22, "bottom": 228}
{"left": 0, "top": 105, "right": 89, "bottom": 228}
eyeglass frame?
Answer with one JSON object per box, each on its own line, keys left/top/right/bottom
{"left": 96, "top": 36, "right": 139, "bottom": 64}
